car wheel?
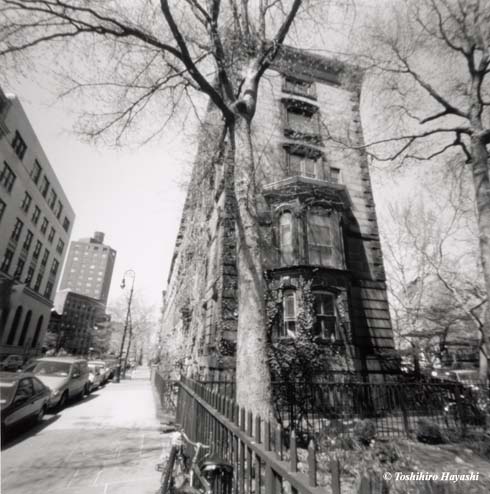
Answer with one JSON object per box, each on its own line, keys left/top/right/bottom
{"left": 84, "top": 383, "right": 91, "bottom": 396}
{"left": 57, "top": 391, "right": 68, "bottom": 410}
{"left": 36, "top": 405, "right": 46, "bottom": 424}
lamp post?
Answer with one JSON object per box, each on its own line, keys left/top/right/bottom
{"left": 114, "top": 269, "right": 135, "bottom": 383}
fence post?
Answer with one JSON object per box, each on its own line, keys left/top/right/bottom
{"left": 307, "top": 439, "right": 317, "bottom": 487}
{"left": 275, "top": 423, "right": 283, "bottom": 460}
{"left": 290, "top": 430, "right": 297, "bottom": 473}
{"left": 331, "top": 457, "right": 341, "bottom": 494}
{"left": 454, "top": 384, "right": 467, "bottom": 436}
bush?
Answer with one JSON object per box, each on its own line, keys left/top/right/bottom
{"left": 416, "top": 419, "right": 444, "bottom": 444}
{"left": 353, "top": 419, "right": 376, "bottom": 446}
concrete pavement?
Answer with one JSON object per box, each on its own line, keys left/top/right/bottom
{"left": 1, "top": 366, "right": 172, "bottom": 494}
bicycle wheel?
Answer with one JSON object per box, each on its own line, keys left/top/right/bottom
{"left": 160, "top": 446, "right": 190, "bottom": 494}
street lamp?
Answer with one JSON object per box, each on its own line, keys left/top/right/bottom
{"left": 114, "top": 269, "right": 135, "bottom": 383}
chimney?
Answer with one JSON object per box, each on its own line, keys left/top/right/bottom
{"left": 93, "top": 231, "right": 105, "bottom": 244}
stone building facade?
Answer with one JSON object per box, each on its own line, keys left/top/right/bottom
{"left": 0, "top": 88, "right": 75, "bottom": 360}
{"left": 160, "top": 48, "right": 396, "bottom": 380}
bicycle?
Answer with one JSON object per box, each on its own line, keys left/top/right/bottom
{"left": 156, "top": 426, "right": 233, "bottom": 494}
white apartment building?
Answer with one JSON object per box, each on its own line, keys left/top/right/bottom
{"left": 0, "top": 87, "right": 75, "bottom": 359}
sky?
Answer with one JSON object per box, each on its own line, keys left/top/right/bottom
{"left": 2, "top": 77, "right": 195, "bottom": 314}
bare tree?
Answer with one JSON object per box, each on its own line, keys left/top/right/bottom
{"left": 334, "top": 0, "right": 490, "bottom": 383}
{"left": 380, "top": 165, "right": 486, "bottom": 375}
{"left": 0, "top": 0, "right": 325, "bottom": 416}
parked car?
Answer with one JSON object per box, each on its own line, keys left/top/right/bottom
{"left": 23, "top": 357, "right": 90, "bottom": 409}
{"left": 87, "top": 362, "right": 104, "bottom": 391}
{"left": 89, "top": 360, "right": 110, "bottom": 384}
{"left": 0, "top": 355, "right": 24, "bottom": 372}
{"left": 1, "top": 371, "right": 51, "bottom": 439}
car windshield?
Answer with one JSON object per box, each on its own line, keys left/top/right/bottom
{"left": 30, "top": 361, "right": 71, "bottom": 377}
{"left": 0, "top": 380, "right": 17, "bottom": 404}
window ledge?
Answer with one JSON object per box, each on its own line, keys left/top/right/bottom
{"left": 264, "top": 175, "right": 343, "bottom": 190}
{"left": 284, "top": 128, "right": 323, "bottom": 145}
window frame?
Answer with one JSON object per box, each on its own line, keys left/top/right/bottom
{"left": 307, "top": 209, "right": 334, "bottom": 266}
{"left": 280, "top": 290, "right": 297, "bottom": 338}
{"left": 313, "top": 291, "right": 338, "bottom": 342}
{"left": 31, "top": 160, "right": 42, "bottom": 184}
{"left": 0, "top": 161, "right": 16, "bottom": 193}
{"left": 11, "top": 218, "right": 24, "bottom": 242}
{"left": 0, "top": 248, "right": 14, "bottom": 273}
{"left": 12, "top": 130, "right": 27, "bottom": 160}
{"left": 21, "top": 191, "right": 32, "bottom": 213}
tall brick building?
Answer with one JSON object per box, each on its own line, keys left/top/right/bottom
{"left": 160, "top": 48, "right": 396, "bottom": 379}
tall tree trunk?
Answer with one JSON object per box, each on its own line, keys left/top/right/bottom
{"left": 229, "top": 118, "right": 274, "bottom": 419}
{"left": 470, "top": 134, "right": 490, "bottom": 385}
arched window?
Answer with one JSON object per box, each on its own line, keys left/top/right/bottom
{"left": 31, "top": 316, "right": 44, "bottom": 348}
{"left": 279, "top": 212, "right": 294, "bottom": 265}
{"left": 6, "top": 306, "right": 23, "bottom": 345}
{"left": 18, "top": 310, "right": 32, "bottom": 346}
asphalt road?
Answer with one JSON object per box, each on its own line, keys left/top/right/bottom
{"left": 1, "top": 368, "right": 169, "bottom": 494}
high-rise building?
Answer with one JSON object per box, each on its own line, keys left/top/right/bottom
{"left": 0, "top": 87, "right": 75, "bottom": 359}
{"left": 160, "top": 48, "right": 397, "bottom": 380}
{"left": 48, "top": 289, "right": 106, "bottom": 355}
{"left": 59, "top": 232, "right": 116, "bottom": 306}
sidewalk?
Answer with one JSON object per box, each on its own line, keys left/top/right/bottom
{"left": 2, "top": 366, "right": 173, "bottom": 494}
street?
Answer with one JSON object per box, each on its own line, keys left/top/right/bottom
{"left": 1, "top": 367, "right": 168, "bottom": 494}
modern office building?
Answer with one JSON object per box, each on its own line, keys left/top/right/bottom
{"left": 59, "top": 231, "right": 116, "bottom": 306}
{"left": 0, "top": 87, "right": 75, "bottom": 359}
{"left": 160, "top": 47, "right": 396, "bottom": 380}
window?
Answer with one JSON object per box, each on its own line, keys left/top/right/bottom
{"left": 33, "top": 273, "right": 43, "bottom": 291}
{"left": 41, "top": 248, "right": 50, "bottom": 267}
{"left": 286, "top": 152, "right": 321, "bottom": 179}
{"left": 313, "top": 292, "right": 337, "bottom": 341}
{"left": 1, "top": 248, "right": 14, "bottom": 273}
{"left": 48, "top": 226, "right": 55, "bottom": 243}
{"left": 48, "top": 189, "right": 57, "bottom": 209}
{"left": 21, "top": 191, "right": 32, "bottom": 213}
{"left": 286, "top": 107, "right": 319, "bottom": 136}
{"left": 11, "top": 218, "right": 24, "bottom": 242}
{"left": 23, "top": 229, "right": 33, "bottom": 252}
{"left": 0, "top": 161, "right": 16, "bottom": 192}
{"left": 283, "top": 76, "right": 316, "bottom": 98}
{"left": 40, "top": 217, "right": 48, "bottom": 234}
{"left": 44, "top": 281, "right": 54, "bottom": 299}
{"left": 279, "top": 212, "right": 294, "bottom": 265}
{"left": 32, "top": 205, "right": 41, "bottom": 225}
{"left": 13, "top": 258, "right": 25, "bottom": 280}
{"left": 63, "top": 216, "right": 70, "bottom": 233}
{"left": 56, "top": 238, "right": 65, "bottom": 255}
{"left": 55, "top": 200, "right": 63, "bottom": 220}
{"left": 51, "top": 258, "right": 59, "bottom": 276}
{"left": 41, "top": 176, "right": 50, "bottom": 198}
{"left": 12, "top": 130, "right": 27, "bottom": 160}
{"left": 307, "top": 211, "right": 333, "bottom": 266}
{"left": 281, "top": 290, "right": 296, "bottom": 337}
{"left": 330, "top": 167, "right": 340, "bottom": 184}
{"left": 0, "top": 198, "right": 6, "bottom": 223}
{"left": 33, "top": 240, "right": 42, "bottom": 259}
{"left": 25, "top": 266, "right": 35, "bottom": 286}
{"left": 31, "top": 160, "right": 42, "bottom": 184}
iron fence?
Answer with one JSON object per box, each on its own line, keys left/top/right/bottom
{"left": 191, "top": 377, "right": 487, "bottom": 440}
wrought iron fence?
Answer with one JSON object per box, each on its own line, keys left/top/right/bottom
{"left": 192, "top": 377, "right": 487, "bottom": 440}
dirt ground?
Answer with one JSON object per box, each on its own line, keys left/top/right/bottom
{"left": 297, "top": 437, "right": 490, "bottom": 493}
